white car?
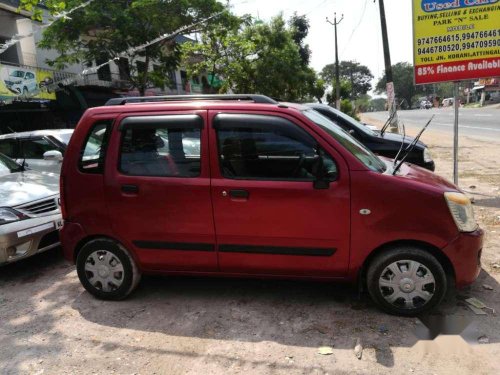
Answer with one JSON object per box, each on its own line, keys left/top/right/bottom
{"left": 0, "top": 153, "right": 62, "bottom": 265}
{"left": 4, "top": 69, "right": 38, "bottom": 96}
{"left": 0, "top": 130, "right": 74, "bottom": 174}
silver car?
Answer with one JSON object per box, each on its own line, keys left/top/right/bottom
{"left": 0, "top": 129, "right": 73, "bottom": 174}
{"left": 0, "top": 153, "right": 62, "bottom": 265}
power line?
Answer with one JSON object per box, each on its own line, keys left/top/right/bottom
{"left": 341, "top": 0, "right": 368, "bottom": 55}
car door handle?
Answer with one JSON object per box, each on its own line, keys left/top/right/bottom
{"left": 121, "top": 184, "right": 139, "bottom": 194}
{"left": 229, "top": 189, "right": 249, "bottom": 199}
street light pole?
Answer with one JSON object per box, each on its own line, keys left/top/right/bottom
{"left": 327, "top": 13, "right": 343, "bottom": 110}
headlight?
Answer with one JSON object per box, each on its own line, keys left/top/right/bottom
{"left": 444, "top": 192, "right": 478, "bottom": 232}
{"left": 0, "top": 208, "right": 26, "bottom": 225}
{"left": 423, "top": 147, "right": 433, "bottom": 163}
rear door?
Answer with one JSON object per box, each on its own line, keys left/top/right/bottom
{"left": 104, "top": 110, "right": 217, "bottom": 271}
{"left": 209, "top": 111, "right": 351, "bottom": 277}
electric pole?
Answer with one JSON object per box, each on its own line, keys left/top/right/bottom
{"left": 377, "top": 0, "right": 398, "bottom": 131}
{"left": 327, "top": 13, "right": 343, "bottom": 110}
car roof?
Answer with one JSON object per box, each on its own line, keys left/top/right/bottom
{"left": 0, "top": 129, "right": 74, "bottom": 140}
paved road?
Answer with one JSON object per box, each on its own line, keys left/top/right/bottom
{"left": 365, "top": 107, "right": 500, "bottom": 142}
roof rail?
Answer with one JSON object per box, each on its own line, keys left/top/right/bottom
{"left": 104, "top": 94, "right": 278, "bottom": 106}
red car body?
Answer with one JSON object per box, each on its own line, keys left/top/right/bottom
{"left": 60, "top": 99, "right": 483, "bottom": 304}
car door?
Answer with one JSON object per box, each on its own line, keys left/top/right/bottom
{"left": 19, "top": 137, "right": 63, "bottom": 173}
{"left": 104, "top": 110, "right": 217, "bottom": 272}
{"left": 209, "top": 111, "right": 351, "bottom": 277}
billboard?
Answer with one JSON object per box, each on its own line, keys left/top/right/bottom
{"left": 0, "top": 63, "right": 56, "bottom": 101}
{"left": 413, "top": 0, "right": 500, "bottom": 84}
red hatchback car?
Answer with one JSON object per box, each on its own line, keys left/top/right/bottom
{"left": 60, "top": 95, "right": 483, "bottom": 316}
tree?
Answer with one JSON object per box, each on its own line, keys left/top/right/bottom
{"left": 321, "top": 60, "right": 373, "bottom": 99}
{"left": 181, "top": 14, "right": 321, "bottom": 102}
{"left": 376, "top": 62, "right": 424, "bottom": 109}
{"left": 35, "top": 0, "right": 225, "bottom": 95}
{"left": 288, "top": 13, "right": 311, "bottom": 66}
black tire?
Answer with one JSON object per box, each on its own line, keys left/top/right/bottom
{"left": 76, "top": 238, "right": 141, "bottom": 300}
{"left": 366, "top": 247, "right": 447, "bottom": 316}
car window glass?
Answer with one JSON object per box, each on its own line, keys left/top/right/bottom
{"left": 216, "top": 115, "right": 336, "bottom": 181}
{"left": 21, "top": 138, "right": 54, "bottom": 159}
{"left": 120, "top": 126, "right": 201, "bottom": 177}
{"left": 79, "top": 121, "right": 112, "bottom": 173}
{"left": 0, "top": 139, "right": 18, "bottom": 158}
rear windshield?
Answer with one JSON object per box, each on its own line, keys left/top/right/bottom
{"left": 302, "top": 109, "right": 386, "bottom": 172}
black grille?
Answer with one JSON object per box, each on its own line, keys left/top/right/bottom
{"left": 17, "top": 198, "right": 59, "bottom": 215}
{"left": 38, "top": 230, "right": 60, "bottom": 249}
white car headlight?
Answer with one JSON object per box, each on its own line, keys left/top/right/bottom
{"left": 0, "top": 208, "right": 25, "bottom": 225}
{"left": 423, "top": 147, "right": 433, "bottom": 163}
{"left": 444, "top": 192, "right": 478, "bottom": 232}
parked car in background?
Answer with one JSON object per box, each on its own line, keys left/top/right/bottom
{"left": 0, "top": 153, "right": 62, "bottom": 265}
{"left": 305, "top": 103, "right": 435, "bottom": 171}
{"left": 0, "top": 129, "right": 74, "bottom": 174}
{"left": 419, "top": 100, "right": 432, "bottom": 109}
{"left": 442, "top": 98, "right": 454, "bottom": 107}
{"left": 60, "top": 94, "right": 482, "bottom": 316}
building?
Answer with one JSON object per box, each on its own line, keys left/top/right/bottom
{"left": 0, "top": 0, "right": 215, "bottom": 133}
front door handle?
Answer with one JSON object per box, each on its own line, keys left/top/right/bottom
{"left": 121, "top": 184, "right": 139, "bottom": 194}
{"left": 229, "top": 189, "right": 249, "bottom": 199}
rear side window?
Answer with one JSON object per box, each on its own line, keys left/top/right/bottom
{"left": 79, "top": 121, "right": 112, "bottom": 173}
{"left": 119, "top": 115, "right": 202, "bottom": 177}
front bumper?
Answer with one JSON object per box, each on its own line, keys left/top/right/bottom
{"left": 0, "top": 213, "right": 62, "bottom": 265}
{"left": 442, "top": 228, "right": 484, "bottom": 288}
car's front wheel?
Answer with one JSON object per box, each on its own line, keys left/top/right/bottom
{"left": 366, "top": 247, "right": 447, "bottom": 316}
{"left": 76, "top": 239, "right": 141, "bottom": 300}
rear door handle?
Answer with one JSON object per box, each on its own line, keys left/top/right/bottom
{"left": 229, "top": 189, "right": 249, "bottom": 199}
{"left": 121, "top": 184, "right": 139, "bottom": 194}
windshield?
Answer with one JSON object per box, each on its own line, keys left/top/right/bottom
{"left": 329, "top": 107, "right": 377, "bottom": 136}
{"left": 55, "top": 132, "right": 73, "bottom": 145}
{"left": 0, "top": 153, "right": 23, "bottom": 175}
{"left": 10, "top": 71, "right": 25, "bottom": 78}
{"left": 302, "top": 109, "right": 386, "bottom": 172}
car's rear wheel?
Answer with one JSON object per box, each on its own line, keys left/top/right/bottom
{"left": 76, "top": 239, "right": 141, "bottom": 300}
{"left": 366, "top": 247, "right": 447, "bottom": 316}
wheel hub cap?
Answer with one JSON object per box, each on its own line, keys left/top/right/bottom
{"left": 399, "top": 278, "right": 415, "bottom": 293}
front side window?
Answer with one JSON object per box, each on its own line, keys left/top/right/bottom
{"left": 119, "top": 118, "right": 201, "bottom": 177}
{"left": 303, "top": 109, "right": 386, "bottom": 173}
{"left": 21, "top": 138, "right": 55, "bottom": 159}
{"left": 215, "top": 114, "right": 337, "bottom": 181}
{"left": 79, "top": 121, "right": 112, "bottom": 173}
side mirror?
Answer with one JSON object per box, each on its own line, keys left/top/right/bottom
{"left": 43, "top": 150, "right": 63, "bottom": 162}
{"left": 312, "top": 152, "right": 330, "bottom": 190}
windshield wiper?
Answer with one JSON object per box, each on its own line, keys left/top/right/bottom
{"left": 392, "top": 115, "right": 434, "bottom": 175}
{"left": 380, "top": 100, "right": 404, "bottom": 136}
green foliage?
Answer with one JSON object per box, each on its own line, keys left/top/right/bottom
{"left": 181, "top": 14, "right": 321, "bottom": 102}
{"left": 354, "top": 94, "right": 371, "bottom": 113}
{"left": 35, "top": 0, "right": 225, "bottom": 95}
{"left": 321, "top": 60, "right": 373, "bottom": 100}
{"left": 376, "top": 62, "right": 425, "bottom": 108}
{"left": 369, "top": 97, "right": 387, "bottom": 112}
{"left": 325, "top": 79, "right": 351, "bottom": 105}
{"left": 340, "top": 99, "right": 358, "bottom": 120}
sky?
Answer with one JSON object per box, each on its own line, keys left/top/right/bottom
{"left": 231, "top": 0, "right": 414, "bottom": 93}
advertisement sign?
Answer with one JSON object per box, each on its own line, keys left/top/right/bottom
{"left": 0, "top": 63, "right": 56, "bottom": 101}
{"left": 413, "top": 0, "right": 500, "bottom": 84}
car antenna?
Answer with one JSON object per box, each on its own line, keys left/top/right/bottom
{"left": 380, "top": 100, "right": 404, "bottom": 136}
{"left": 392, "top": 115, "right": 434, "bottom": 175}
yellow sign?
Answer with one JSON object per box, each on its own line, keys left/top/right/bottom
{"left": 0, "top": 63, "right": 56, "bottom": 101}
{"left": 413, "top": 0, "right": 500, "bottom": 84}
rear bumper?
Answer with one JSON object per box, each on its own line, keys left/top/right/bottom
{"left": 442, "top": 228, "right": 483, "bottom": 288}
{"left": 60, "top": 221, "right": 86, "bottom": 263}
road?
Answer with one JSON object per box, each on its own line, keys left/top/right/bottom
{"left": 365, "top": 107, "right": 500, "bottom": 142}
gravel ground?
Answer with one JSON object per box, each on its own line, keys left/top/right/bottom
{"left": 0, "top": 118, "right": 499, "bottom": 375}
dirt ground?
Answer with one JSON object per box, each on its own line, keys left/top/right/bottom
{"left": 1, "top": 116, "right": 499, "bottom": 375}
